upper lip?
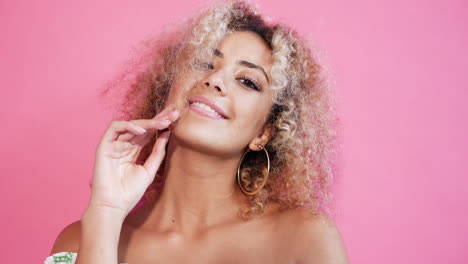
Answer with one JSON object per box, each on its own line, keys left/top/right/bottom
{"left": 188, "top": 95, "right": 229, "bottom": 119}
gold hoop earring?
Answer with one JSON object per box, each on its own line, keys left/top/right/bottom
{"left": 236, "top": 144, "right": 270, "bottom": 195}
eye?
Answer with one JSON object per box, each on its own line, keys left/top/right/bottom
{"left": 199, "top": 62, "right": 214, "bottom": 70}
{"left": 195, "top": 62, "right": 213, "bottom": 70}
{"left": 203, "top": 63, "right": 214, "bottom": 70}
{"left": 238, "top": 75, "right": 261, "bottom": 91}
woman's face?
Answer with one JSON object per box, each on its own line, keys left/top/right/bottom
{"left": 168, "top": 30, "right": 275, "bottom": 158}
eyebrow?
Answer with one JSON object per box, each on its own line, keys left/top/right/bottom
{"left": 214, "top": 48, "right": 270, "bottom": 83}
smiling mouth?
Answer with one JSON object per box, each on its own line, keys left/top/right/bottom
{"left": 189, "top": 102, "right": 226, "bottom": 120}
{"left": 187, "top": 95, "right": 229, "bottom": 120}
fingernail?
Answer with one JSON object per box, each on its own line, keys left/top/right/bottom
{"left": 136, "top": 126, "right": 147, "bottom": 133}
{"left": 162, "top": 119, "right": 171, "bottom": 124}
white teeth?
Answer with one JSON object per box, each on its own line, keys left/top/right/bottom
{"left": 191, "top": 102, "right": 223, "bottom": 118}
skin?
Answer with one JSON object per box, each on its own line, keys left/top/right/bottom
{"left": 50, "top": 31, "right": 349, "bottom": 264}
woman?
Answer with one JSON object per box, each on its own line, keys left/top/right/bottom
{"left": 45, "top": 0, "right": 348, "bottom": 263}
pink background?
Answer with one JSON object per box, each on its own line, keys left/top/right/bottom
{"left": 1, "top": 0, "right": 467, "bottom": 263}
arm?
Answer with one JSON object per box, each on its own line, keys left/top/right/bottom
{"left": 68, "top": 105, "right": 177, "bottom": 263}
{"left": 75, "top": 206, "right": 126, "bottom": 264}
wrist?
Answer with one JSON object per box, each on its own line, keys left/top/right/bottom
{"left": 82, "top": 205, "right": 127, "bottom": 224}
{"left": 77, "top": 205, "right": 125, "bottom": 264}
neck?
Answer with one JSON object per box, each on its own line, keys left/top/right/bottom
{"left": 139, "top": 136, "right": 247, "bottom": 235}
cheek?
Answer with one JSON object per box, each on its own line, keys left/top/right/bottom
{"left": 233, "top": 97, "right": 270, "bottom": 134}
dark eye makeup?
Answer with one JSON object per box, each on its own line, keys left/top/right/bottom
{"left": 201, "top": 62, "right": 214, "bottom": 70}
{"left": 192, "top": 60, "right": 214, "bottom": 70}
{"left": 196, "top": 62, "right": 262, "bottom": 91}
{"left": 237, "top": 75, "right": 261, "bottom": 91}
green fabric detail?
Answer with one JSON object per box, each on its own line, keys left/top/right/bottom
{"left": 53, "top": 252, "right": 73, "bottom": 264}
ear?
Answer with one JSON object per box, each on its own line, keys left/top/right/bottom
{"left": 249, "top": 123, "right": 273, "bottom": 151}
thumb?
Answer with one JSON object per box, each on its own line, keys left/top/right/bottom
{"left": 143, "top": 130, "right": 171, "bottom": 177}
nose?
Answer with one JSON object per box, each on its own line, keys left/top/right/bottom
{"left": 203, "top": 71, "right": 227, "bottom": 95}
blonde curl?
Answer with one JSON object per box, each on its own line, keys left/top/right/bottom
{"left": 99, "top": 0, "right": 340, "bottom": 221}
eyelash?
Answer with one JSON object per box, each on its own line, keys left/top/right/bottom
{"left": 199, "top": 62, "right": 213, "bottom": 70}
{"left": 238, "top": 75, "right": 261, "bottom": 91}
{"left": 197, "top": 62, "right": 262, "bottom": 91}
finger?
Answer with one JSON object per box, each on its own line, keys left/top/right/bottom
{"left": 117, "top": 114, "right": 177, "bottom": 143}
{"left": 113, "top": 140, "right": 135, "bottom": 154}
{"left": 130, "top": 118, "right": 172, "bottom": 132}
{"left": 115, "top": 132, "right": 136, "bottom": 142}
{"left": 143, "top": 130, "right": 171, "bottom": 176}
{"left": 114, "top": 109, "right": 180, "bottom": 142}
{"left": 97, "top": 140, "right": 136, "bottom": 159}
{"left": 104, "top": 121, "right": 147, "bottom": 143}
{"left": 167, "top": 109, "right": 180, "bottom": 122}
{"left": 114, "top": 124, "right": 148, "bottom": 142}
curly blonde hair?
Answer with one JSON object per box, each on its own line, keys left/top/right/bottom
{"left": 99, "top": 0, "right": 340, "bottom": 220}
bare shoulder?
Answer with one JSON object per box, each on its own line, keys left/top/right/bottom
{"left": 274, "top": 207, "right": 349, "bottom": 264}
{"left": 50, "top": 220, "right": 81, "bottom": 255}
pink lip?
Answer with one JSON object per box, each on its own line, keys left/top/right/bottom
{"left": 188, "top": 95, "right": 229, "bottom": 119}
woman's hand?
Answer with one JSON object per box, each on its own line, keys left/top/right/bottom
{"left": 88, "top": 105, "right": 179, "bottom": 216}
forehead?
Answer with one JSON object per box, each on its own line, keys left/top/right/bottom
{"left": 216, "top": 31, "right": 273, "bottom": 70}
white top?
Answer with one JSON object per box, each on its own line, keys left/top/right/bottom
{"left": 43, "top": 252, "right": 77, "bottom": 264}
{"left": 44, "top": 252, "right": 127, "bottom": 264}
